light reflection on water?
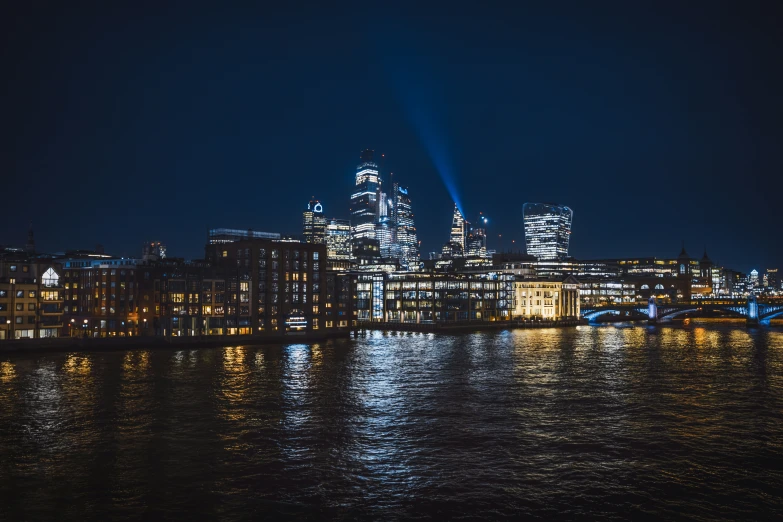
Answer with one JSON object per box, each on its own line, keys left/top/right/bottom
{"left": 0, "top": 323, "right": 782, "bottom": 520}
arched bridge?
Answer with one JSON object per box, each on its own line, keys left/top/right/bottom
{"left": 582, "top": 297, "right": 783, "bottom": 326}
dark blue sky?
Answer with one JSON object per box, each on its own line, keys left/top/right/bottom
{"left": 3, "top": 2, "right": 781, "bottom": 273}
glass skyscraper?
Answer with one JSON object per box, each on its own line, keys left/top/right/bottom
{"left": 347, "top": 150, "right": 420, "bottom": 270}
{"left": 350, "top": 149, "right": 380, "bottom": 244}
{"left": 393, "top": 184, "right": 419, "bottom": 269}
{"left": 523, "top": 203, "right": 573, "bottom": 260}
{"left": 326, "top": 218, "right": 352, "bottom": 260}
{"left": 302, "top": 199, "right": 326, "bottom": 244}
{"left": 449, "top": 204, "right": 466, "bottom": 255}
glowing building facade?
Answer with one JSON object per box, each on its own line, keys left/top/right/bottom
{"left": 302, "top": 199, "right": 326, "bottom": 244}
{"left": 523, "top": 203, "right": 573, "bottom": 260}
{"left": 393, "top": 184, "right": 420, "bottom": 269}
{"left": 466, "top": 214, "right": 489, "bottom": 259}
{"left": 350, "top": 149, "right": 380, "bottom": 243}
{"left": 749, "top": 269, "right": 759, "bottom": 289}
{"left": 448, "top": 204, "right": 466, "bottom": 256}
{"left": 326, "top": 218, "right": 352, "bottom": 260}
{"left": 376, "top": 217, "right": 397, "bottom": 259}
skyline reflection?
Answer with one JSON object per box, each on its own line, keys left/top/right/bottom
{"left": 0, "top": 323, "right": 781, "bottom": 520}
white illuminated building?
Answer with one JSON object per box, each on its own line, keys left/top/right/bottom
{"left": 326, "top": 218, "right": 352, "bottom": 260}
{"left": 449, "top": 204, "right": 466, "bottom": 254}
{"left": 523, "top": 203, "right": 573, "bottom": 260}
{"left": 394, "top": 184, "right": 419, "bottom": 269}
{"left": 351, "top": 149, "right": 381, "bottom": 243}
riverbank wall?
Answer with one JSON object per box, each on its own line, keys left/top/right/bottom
{"left": 0, "top": 329, "right": 352, "bottom": 354}
{"left": 0, "top": 319, "right": 589, "bottom": 354}
{"left": 355, "top": 318, "right": 586, "bottom": 334}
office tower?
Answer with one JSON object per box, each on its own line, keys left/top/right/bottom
{"left": 523, "top": 203, "right": 573, "bottom": 260}
{"left": 374, "top": 188, "right": 397, "bottom": 258}
{"left": 765, "top": 268, "right": 779, "bottom": 290}
{"left": 303, "top": 199, "right": 326, "bottom": 244}
{"left": 393, "top": 184, "right": 419, "bottom": 269}
{"left": 351, "top": 149, "right": 381, "bottom": 243}
{"left": 326, "top": 218, "right": 352, "bottom": 260}
{"left": 376, "top": 216, "right": 396, "bottom": 259}
{"left": 449, "top": 203, "right": 466, "bottom": 254}
{"left": 466, "top": 215, "right": 488, "bottom": 259}
{"left": 749, "top": 269, "right": 759, "bottom": 289}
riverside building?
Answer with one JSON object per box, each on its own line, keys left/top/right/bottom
{"left": 512, "top": 276, "right": 581, "bottom": 319}
{"left": 0, "top": 249, "right": 65, "bottom": 339}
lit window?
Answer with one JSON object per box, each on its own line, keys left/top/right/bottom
{"left": 42, "top": 268, "right": 60, "bottom": 286}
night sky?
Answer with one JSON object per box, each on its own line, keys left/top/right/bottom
{"left": 3, "top": 2, "right": 781, "bottom": 273}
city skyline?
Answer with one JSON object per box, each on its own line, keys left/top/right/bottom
{"left": 3, "top": 4, "right": 782, "bottom": 274}
{"left": 4, "top": 5, "right": 783, "bottom": 521}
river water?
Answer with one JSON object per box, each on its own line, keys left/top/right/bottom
{"left": 1, "top": 324, "right": 782, "bottom": 520}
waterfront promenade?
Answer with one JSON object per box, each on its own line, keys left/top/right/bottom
{"left": 356, "top": 318, "right": 586, "bottom": 334}
{"left": 0, "top": 319, "right": 587, "bottom": 353}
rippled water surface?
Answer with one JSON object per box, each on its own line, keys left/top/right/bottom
{"left": 2, "top": 324, "right": 783, "bottom": 520}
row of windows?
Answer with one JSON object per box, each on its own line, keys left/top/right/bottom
{"left": 63, "top": 269, "right": 135, "bottom": 278}
{"left": 233, "top": 248, "right": 321, "bottom": 261}
{"left": 0, "top": 316, "right": 36, "bottom": 324}
{"left": 0, "top": 303, "right": 37, "bottom": 311}
{"left": 0, "top": 290, "right": 37, "bottom": 298}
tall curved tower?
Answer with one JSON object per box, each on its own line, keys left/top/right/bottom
{"left": 350, "top": 149, "right": 380, "bottom": 244}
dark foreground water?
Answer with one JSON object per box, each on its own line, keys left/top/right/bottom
{"left": 1, "top": 324, "right": 782, "bottom": 521}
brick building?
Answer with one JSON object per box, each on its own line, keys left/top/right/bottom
{"left": 0, "top": 251, "right": 64, "bottom": 339}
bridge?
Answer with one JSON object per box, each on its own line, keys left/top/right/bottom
{"left": 581, "top": 296, "right": 783, "bottom": 326}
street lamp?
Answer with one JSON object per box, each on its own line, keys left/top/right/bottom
{"left": 5, "top": 320, "right": 9, "bottom": 341}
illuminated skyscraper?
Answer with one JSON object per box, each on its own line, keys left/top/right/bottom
{"left": 449, "top": 204, "right": 466, "bottom": 255}
{"left": 376, "top": 216, "right": 396, "bottom": 259}
{"left": 523, "top": 203, "right": 573, "bottom": 260}
{"left": 326, "top": 218, "right": 352, "bottom": 260}
{"left": 393, "top": 184, "right": 419, "bottom": 269}
{"left": 375, "top": 189, "right": 397, "bottom": 258}
{"left": 350, "top": 149, "right": 380, "bottom": 243}
{"left": 302, "top": 199, "right": 326, "bottom": 244}
{"left": 765, "top": 268, "right": 779, "bottom": 290}
{"left": 466, "top": 214, "right": 489, "bottom": 259}
{"left": 749, "top": 269, "right": 759, "bottom": 289}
